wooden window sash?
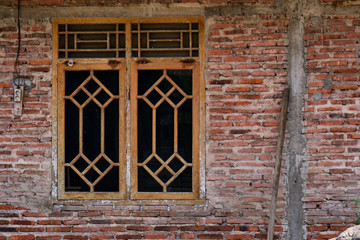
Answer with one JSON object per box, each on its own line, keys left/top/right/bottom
{"left": 130, "top": 62, "right": 200, "bottom": 200}
{"left": 57, "top": 62, "right": 127, "bottom": 200}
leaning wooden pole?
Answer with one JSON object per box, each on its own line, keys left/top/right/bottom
{"left": 267, "top": 87, "right": 290, "bottom": 240}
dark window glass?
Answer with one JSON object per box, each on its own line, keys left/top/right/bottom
{"left": 137, "top": 69, "right": 193, "bottom": 193}
{"left": 64, "top": 70, "right": 120, "bottom": 193}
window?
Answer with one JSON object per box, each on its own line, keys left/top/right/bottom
{"left": 53, "top": 18, "right": 204, "bottom": 201}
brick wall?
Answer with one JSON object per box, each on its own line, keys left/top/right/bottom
{"left": 305, "top": 15, "right": 360, "bottom": 239}
{"left": 0, "top": 18, "right": 52, "bottom": 208}
{"left": 206, "top": 14, "right": 289, "bottom": 231}
{"left": 0, "top": 1, "right": 360, "bottom": 240}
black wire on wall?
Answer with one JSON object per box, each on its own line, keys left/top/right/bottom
{"left": 13, "top": 0, "right": 21, "bottom": 85}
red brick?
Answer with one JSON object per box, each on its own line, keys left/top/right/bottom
{"left": 180, "top": 234, "right": 195, "bottom": 239}
{"left": 226, "top": 87, "right": 251, "bottom": 92}
{"left": 90, "top": 236, "right": 114, "bottom": 240}
{"left": 46, "top": 227, "right": 71, "bottom": 232}
{"left": 143, "top": 235, "right": 167, "bottom": 239}
{"left": 198, "top": 234, "right": 223, "bottom": 239}
{"left": 224, "top": 57, "right": 248, "bottom": 62}
{"left": 9, "top": 236, "right": 35, "bottom": 240}
{"left": 73, "top": 227, "right": 98, "bottom": 232}
{"left": 116, "top": 235, "right": 142, "bottom": 239}
{"left": 11, "top": 220, "right": 35, "bottom": 225}
{"left": 227, "top": 235, "right": 253, "bottom": 239}
{"left": 0, "top": 205, "right": 14, "bottom": 210}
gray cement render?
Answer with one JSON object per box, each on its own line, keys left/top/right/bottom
{"left": 285, "top": 15, "right": 307, "bottom": 240}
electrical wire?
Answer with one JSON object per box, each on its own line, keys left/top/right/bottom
{"left": 13, "top": 0, "right": 21, "bottom": 86}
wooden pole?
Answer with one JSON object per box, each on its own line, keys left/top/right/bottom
{"left": 267, "top": 87, "right": 290, "bottom": 240}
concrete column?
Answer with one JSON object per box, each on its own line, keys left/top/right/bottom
{"left": 285, "top": 16, "right": 307, "bottom": 240}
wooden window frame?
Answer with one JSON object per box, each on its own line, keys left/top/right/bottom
{"left": 52, "top": 17, "right": 205, "bottom": 202}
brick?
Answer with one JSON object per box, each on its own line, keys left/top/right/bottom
{"left": 126, "top": 226, "right": 151, "bottom": 231}
{"left": 90, "top": 236, "right": 114, "bottom": 240}
{"left": 224, "top": 57, "right": 248, "bottom": 62}
{"left": 227, "top": 235, "right": 253, "bottom": 239}
{"left": 0, "top": 227, "right": 18, "bottom": 232}
{"left": 226, "top": 87, "right": 251, "bottom": 92}
{"left": 0, "top": 204, "right": 14, "bottom": 210}
{"left": 207, "top": 226, "right": 233, "bottom": 231}
{"left": 11, "top": 220, "right": 35, "bottom": 225}
{"left": 180, "top": 234, "right": 195, "bottom": 239}
{"left": 143, "top": 235, "right": 167, "bottom": 239}
{"left": 180, "top": 226, "right": 205, "bottom": 231}
{"left": 36, "top": 237, "right": 61, "bottom": 240}
{"left": 73, "top": 226, "right": 98, "bottom": 232}
{"left": 9, "top": 236, "right": 35, "bottom": 240}
{"left": 153, "top": 226, "right": 179, "bottom": 231}
{"left": 116, "top": 235, "right": 142, "bottom": 239}
{"left": 100, "top": 226, "right": 125, "bottom": 232}
{"left": 198, "top": 234, "right": 223, "bottom": 239}
{"left": 19, "top": 227, "right": 44, "bottom": 232}
{"left": 63, "top": 236, "right": 87, "bottom": 240}
{"left": 46, "top": 227, "right": 71, "bottom": 232}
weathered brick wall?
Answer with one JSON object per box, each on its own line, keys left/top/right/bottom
{"left": 305, "top": 15, "right": 360, "bottom": 239}
{"left": 0, "top": 18, "right": 53, "bottom": 209}
{"left": 206, "top": 14, "right": 289, "bottom": 232}
{"left": 0, "top": 1, "right": 360, "bottom": 240}
{"left": 0, "top": 14, "right": 288, "bottom": 239}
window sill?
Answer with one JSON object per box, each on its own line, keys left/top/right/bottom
{"left": 52, "top": 199, "right": 206, "bottom": 206}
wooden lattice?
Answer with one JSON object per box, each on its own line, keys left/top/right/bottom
{"left": 131, "top": 63, "right": 200, "bottom": 200}
{"left": 58, "top": 23, "right": 126, "bottom": 59}
{"left": 131, "top": 23, "right": 199, "bottom": 58}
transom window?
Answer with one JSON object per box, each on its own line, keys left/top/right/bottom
{"left": 53, "top": 17, "right": 204, "bottom": 200}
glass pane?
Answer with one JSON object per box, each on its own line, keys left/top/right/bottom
{"left": 65, "top": 100, "right": 79, "bottom": 163}
{"left": 157, "top": 168, "right": 172, "bottom": 184}
{"left": 167, "top": 70, "right": 192, "bottom": 95}
{"left": 94, "top": 70, "right": 119, "bottom": 95}
{"left": 68, "top": 51, "right": 117, "bottom": 58}
{"left": 167, "top": 167, "right": 192, "bottom": 192}
{"left": 68, "top": 24, "right": 116, "bottom": 32}
{"left": 84, "top": 168, "right": 100, "bottom": 183}
{"left": 84, "top": 79, "right": 100, "bottom": 94}
{"left": 73, "top": 157, "right": 88, "bottom": 173}
{"left": 83, "top": 101, "right": 101, "bottom": 161}
{"left": 168, "top": 157, "right": 184, "bottom": 173}
{"left": 137, "top": 99, "right": 152, "bottom": 163}
{"left": 156, "top": 101, "right": 174, "bottom": 161}
{"left": 146, "top": 158, "right": 162, "bottom": 173}
{"left": 138, "top": 167, "right": 162, "bottom": 192}
{"left": 95, "top": 157, "right": 110, "bottom": 172}
{"left": 178, "top": 99, "right": 192, "bottom": 163}
{"left": 73, "top": 89, "right": 88, "bottom": 106}
{"left": 138, "top": 70, "right": 163, "bottom": 95}
{"left": 65, "top": 71, "right": 89, "bottom": 96}
{"left": 94, "top": 167, "right": 119, "bottom": 192}
{"left": 105, "top": 100, "right": 119, "bottom": 163}
{"left": 95, "top": 90, "right": 110, "bottom": 105}
{"left": 65, "top": 166, "right": 90, "bottom": 192}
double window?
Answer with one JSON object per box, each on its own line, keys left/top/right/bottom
{"left": 53, "top": 18, "right": 204, "bottom": 200}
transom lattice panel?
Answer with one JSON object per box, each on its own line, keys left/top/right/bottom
{"left": 131, "top": 23, "right": 199, "bottom": 58}
{"left": 131, "top": 63, "right": 200, "bottom": 200}
{"left": 58, "top": 23, "right": 126, "bottom": 59}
